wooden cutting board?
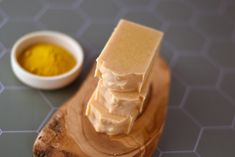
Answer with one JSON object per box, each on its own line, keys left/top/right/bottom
{"left": 33, "top": 57, "right": 170, "bottom": 157}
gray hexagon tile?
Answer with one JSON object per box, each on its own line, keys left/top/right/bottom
{"left": 0, "top": 11, "right": 5, "bottom": 26}
{"left": 161, "top": 152, "right": 197, "bottom": 157}
{"left": 155, "top": 0, "right": 192, "bottom": 23}
{"left": 225, "top": 4, "right": 235, "bottom": 21}
{"left": 187, "top": 0, "right": 221, "bottom": 11}
{"left": 0, "top": 20, "right": 41, "bottom": 48}
{"left": 0, "top": 133, "right": 36, "bottom": 157}
{"left": 184, "top": 89, "right": 235, "bottom": 126}
{"left": 0, "top": 0, "right": 43, "bottom": 18}
{"left": 79, "top": 0, "right": 120, "bottom": 19}
{"left": 81, "top": 22, "right": 115, "bottom": 52}
{"left": 226, "top": 0, "right": 235, "bottom": 5}
{"left": 0, "top": 89, "right": 50, "bottom": 130}
{"left": 0, "top": 52, "right": 25, "bottom": 86}
{"left": 233, "top": 116, "right": 235, "bottom": 128}
{"left": 123, "top": 11, "right": 162, "bottom": 29}
{"left": 197, "top": 128, "right": 235, "bottom": 157}
{"left": 165, "top": 25, "right": 205, "bottom": 53}
{"left": 39, "top": 9, "right": 84, "bottom": 36}
{"left": 160, "top": 44, "right": 173, "bottom": 64}
{"left": 196, "top": 14, "right": 233, "bottom": 39}
{"left": 208, "top": 41, "right": 235, "bottom": 68}
{"left": 173, "top": 56, "right": 219, "bottom": 86}
{"left": 220, "top": 72, "right": 235, "bottom": 101}
{"left": 42, "top": 80, "right": 81, "bottom": 107}
{"left": 168, "top": 75, "right": 186, "bottom": 107}
{"left": 0, "top": 42, "right": 5, "bottom": 57}
{"left": 117, "top": 0, "right": 151, "bottom": 6}
{"left": 159, "top": 109, "right": 200, "bottom": 151}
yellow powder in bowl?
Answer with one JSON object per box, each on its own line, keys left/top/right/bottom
{"left": 18, "top": 43, "right": 76, "bottom": 76}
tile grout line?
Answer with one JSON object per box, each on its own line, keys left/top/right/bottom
{"left": 39, "top": 91, "right": 54, "bottom": 108}
{"left": 203, "top": 125, "right": 233, "bottom": 130}
{"left": 2, "top": 130, "right": 36, "bottom": 133}
{"left": 160, "top": 150, "right": 194, "bottom": 154}
{"left": 4, "top": 86, "right": 30, "bottom": 90}
{"left": 178, "top": 86, "right": 190, "bottom": 108}
{"left": 204, "top": 50, "right": 222, "bottom": 70}
{"left": 193, "top": 128, "right": 203, "bottom": 152}
{"left": 181, "top": 107, "right": 202, "bottom": 128}
{"left": 0, "top": 44, "right": 7, "bottom": 58}
{"left": 34, "top": 5, "right": 50, "bottom": 21}
{"left": 76, "top": 16, "right": 91, "bottom": 37}
{"left": 6, "top": 17, "right": 38, "bottom": 22}
{"left": 0, "top": 16, "right": 8, "bottom": 30}
{"left": 0, "top": 81, "right": 5, "bottom": 94}
{"left": 36, "top": 107, "right": 55, "bottom": 133}
{"left": 171, "top": 71, "right": 188, "bottom": 88}
{"left": 218, "top": 89, "right": 235, "bottom": 108}
{"left": 215, "top": 67, "right": 224, "bottom": 90}
{"left": 156, "top": 147, "right": 162, "bottom": 156}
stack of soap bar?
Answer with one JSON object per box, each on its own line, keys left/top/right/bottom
{"left": 86, "top": 19, "right": 164, "bottom": 135}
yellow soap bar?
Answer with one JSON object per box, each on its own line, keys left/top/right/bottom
{"left": 95, "top": 73, "right": 151, "bottom": 116}
{"left": 95, "top": 19, "right": 163, "bottom": 92}
{"left": 85, "top": 89, "right": 138, "bottom": 135}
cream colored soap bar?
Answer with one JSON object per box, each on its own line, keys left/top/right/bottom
{"left": 95, "top": 74, "right": 151, "bottom": 116}
{"left": 86, "top": 89, "right": 138, "bottom": 135}
{"left": 95, "top": 19, "right": 163, "bottom": 92}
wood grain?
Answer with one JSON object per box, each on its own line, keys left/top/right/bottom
{"left": 33, "top": 57, "right": 170, "bottom": 157}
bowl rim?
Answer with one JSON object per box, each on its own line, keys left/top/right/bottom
{"left": 11, "top": 30, "right": 84, "bottom": 81}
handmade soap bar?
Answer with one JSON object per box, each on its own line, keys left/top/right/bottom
{"left": 95, "top": 74, "right": 151, "bottom": 116}
{"left": 86, "top": 89, "right": 138, "bottom": 135}
{"left": 95, "top": 19, "right": 163, "bottom": 92}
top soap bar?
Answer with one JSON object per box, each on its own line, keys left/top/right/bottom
{"left": 95, "top": 19, "right": 163, "bottom": 92}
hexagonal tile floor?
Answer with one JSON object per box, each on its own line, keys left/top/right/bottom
{"left": 0, "top": 0, "right": 234, "bottom": 157}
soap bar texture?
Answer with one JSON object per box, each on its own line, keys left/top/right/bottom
{"left": 95, "top": 19, "right": 163, "bottom": 92}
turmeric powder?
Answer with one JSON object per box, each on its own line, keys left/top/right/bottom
{"left": 18, "top": 43, "right": 76, "bottom": 76}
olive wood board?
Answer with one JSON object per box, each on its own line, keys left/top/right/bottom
{"left": 33, "top": 56, "right": 171, "bottom": 157}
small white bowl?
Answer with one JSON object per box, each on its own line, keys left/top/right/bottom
{"left": 11, "top": 31, "right": 84, "bottom": 90}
